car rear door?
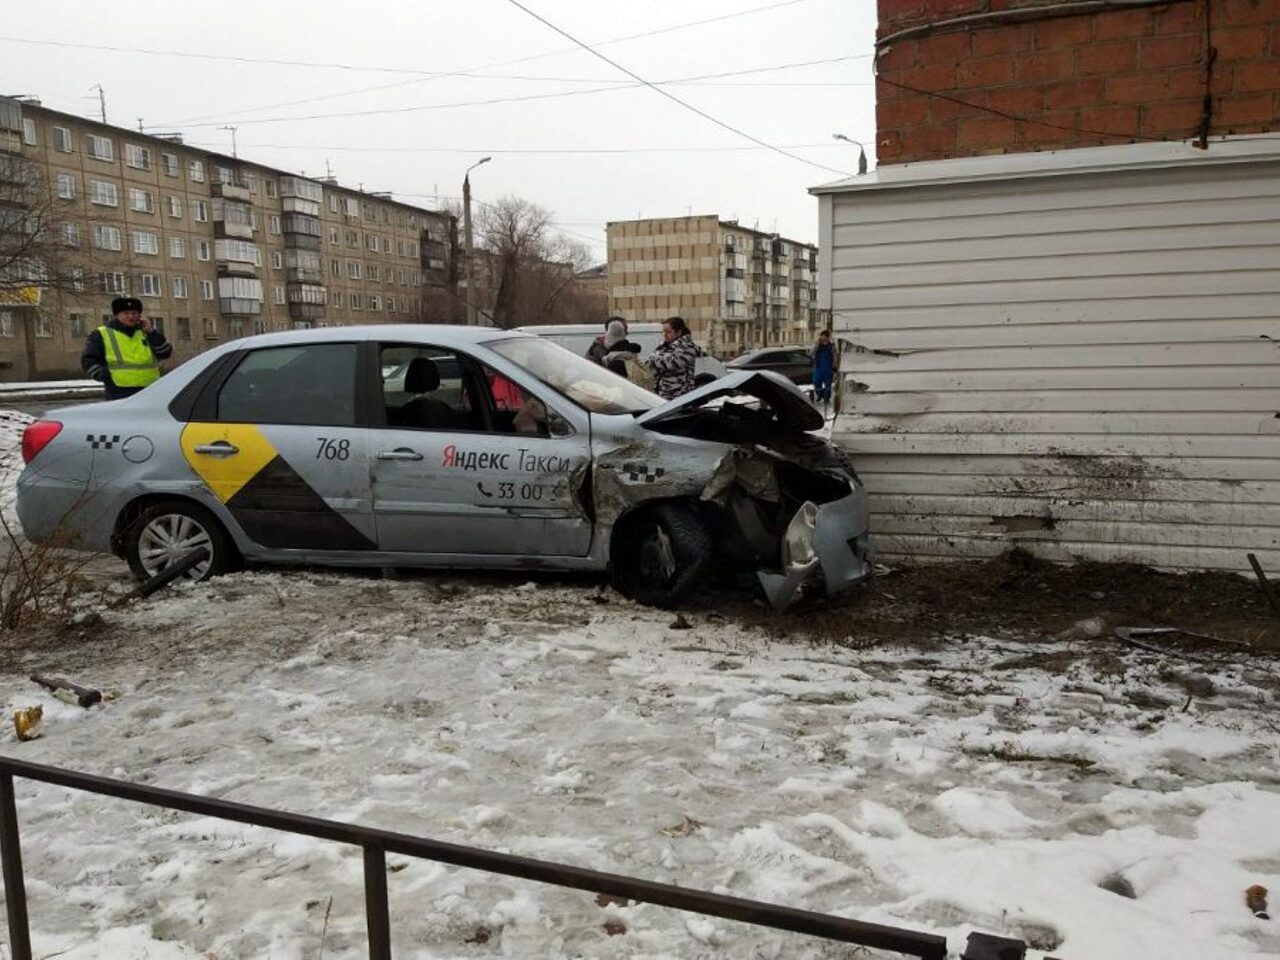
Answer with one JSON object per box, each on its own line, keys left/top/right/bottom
{"left": 179, "top": 340, "right": 376, "bottom": 552}
{"left": 368, "top": 340, "right": 592, "bottom": 557}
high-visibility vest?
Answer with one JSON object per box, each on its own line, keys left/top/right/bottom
{"left": 98, "top": 325, "right": 160, "bottom": 388}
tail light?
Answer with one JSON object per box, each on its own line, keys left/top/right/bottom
{"left": 21, "top": 420, "right": 63, "bottom": 464}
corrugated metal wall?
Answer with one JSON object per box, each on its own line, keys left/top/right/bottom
{"left": 821, "top": 149, "right": 1280, "bottom": 572}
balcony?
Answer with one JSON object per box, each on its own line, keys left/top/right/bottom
{"left": 212, "top": 181, "right": 252, "bottom": 203}
{"left": 219, "top": 298, "right": 261, "bottom": 316}
{"left": 282, "top": 196, "right": 321, "bottom": 217}
{"left": 288, "top": 302, "right": 325, "bottom": 321}
{"left": 286, "top": 282, "right": 328, "bottom": 306}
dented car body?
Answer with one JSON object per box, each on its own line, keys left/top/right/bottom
{"left": 17, "top": 326, "right": 872, "bottom": 609}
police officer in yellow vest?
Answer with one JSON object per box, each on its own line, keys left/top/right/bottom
{"left": 80, "top": 297, "right": 174, "bottom": 400}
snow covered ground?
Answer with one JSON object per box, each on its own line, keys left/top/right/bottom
{"left": 0, "top": 411, "right": 1277, "bottom": 959}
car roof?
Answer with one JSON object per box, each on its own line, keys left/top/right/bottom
{"left": 515, "top": 323, "right": 663, "bottom": 336}
{"left": 227, "top": 324, "right": 535, "bottom": 352}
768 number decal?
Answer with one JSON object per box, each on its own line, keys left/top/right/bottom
{"left": 315, "top": 437, "right": 350, "bottom": 461}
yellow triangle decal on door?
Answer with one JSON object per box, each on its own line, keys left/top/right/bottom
{"left": 180, "top": 423, "right": 280, "bottom": 503}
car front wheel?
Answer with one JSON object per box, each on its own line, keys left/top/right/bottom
{"left": 124, "top": 499, "right": 237, "bottom": 583}
{"left": 612, "top": 503, "right": 713, "bottom": 608}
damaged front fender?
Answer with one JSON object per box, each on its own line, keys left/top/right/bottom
{"left": 758, "top": 489, "right": 873, "bottom": 610}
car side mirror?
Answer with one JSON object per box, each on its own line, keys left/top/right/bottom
{"left": 548, "top": 411, "right": 574, "bottom": 438}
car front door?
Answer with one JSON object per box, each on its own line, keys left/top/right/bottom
{"left": 368, "top": 341, "right": 592, "bottom": 558}
{"left": 180, "top": 341, "right": 376, "bottom": 552}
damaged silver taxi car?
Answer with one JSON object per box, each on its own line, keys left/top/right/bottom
{"left": 17, "top": 326, "right": 872, "bottom": 609}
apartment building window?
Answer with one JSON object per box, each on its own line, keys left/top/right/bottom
{"left": 386, "top": 295, "right": 396, "bottom": 313}
{"left": 21, "top": 118, "right": 37, "bottom": 145}
{"left": 274, "top": 285, "right": 285, "bottom": 305}
{"left": 124, "top": 144, "right": 152, "bottom": 170}
{"left": 328, "top": 194, "right": 339, "bottom": 214}
{"left": 55, "top": 173, "right": 76, "bottom": 200}
{"left": 196, "top": 240, "right": 211, "bottom": 261}
{"left": 175, "top": 316, "right": 190, "bottom": 340}
{"left": 172, "top": 276, "right": 188, "bottom": 299}
{"left": 98, "top": 271, "right": 126, "bottom": 293}
{"left": 347, "top": 261, "right": 361, "bottom": 280}
{"left": 350, "top": 293, "right": 362, "bottom": 310}
{"left": 328, "top": 226, "right": 339, "bottom": 245}
{"left": 271, "top": 251, "right": 283, "bottom": 270}
{"left": 0, "top": 313, "right": 13, "bottom": 338}
{"left": 93, "top": 225, "right": 122, "bottom": 251}
{"left": 332, "top": 291, "right": 343, "bottom": 308}
{"left": 161, "top": 153, "right": 179, "bottom": 177}
{"left": 129, "top": 188, "right": 154, "bottom": 214}
{"left": 343, "top": 198, "right": 358, "bottom": 218}
{"left": 365, "top": 234, "right": 378, "bottom": 252}
{"left": 199, "top": 279, "right": 214, "bottom": 300}
{"left": 32, "top": 315, "right": 52, "bottom": 338}
{"left": 149, "top": 317, "right": 165, "bottom": 336}
{"left": 244, "top": 174, "right": 258, "bottom": 194}
{"left": 52, "top": 126, "right": 72, "bottom": 153}
{"left": 344, "top": 229, "right": 357, "bottom": 247}
{"left": 90, "top": 180, "right": 118, "bottom": 207}
{"left": 382, "top": 237, "right": 392, "bottom": 254}
{"left": 265, "top": 179, "right": 277, "bottom": 198}
{"left": 61, "top": 222, "right": 79, "bottom": 247}
{"left": 367, "top": 264, "right": 379, "bottom": 282}
{"left": 330, "top": 259, "right": 340, "bottom": 277}
{"left": 269, "top": 215, "right": 281, "bottom": 235}
{"left": 202, "top": 318, "right": 218, "bottom": 339}
{"left": 168, "top": 236, "right": 185, "bottom": 259}
{"left": 132, "top": 231, "right": 159, "bottom": 256}
{"left": 166, "top": 195, "right": 182, "bottom": 218}
{"left": 69, "top": 313, "right": 86, "bottom": 338}
{"left": 191, "top": 200, "right": 208, "bottom": 222}
{"left": 369, "top": 295, "right": 381, "bottom": 312}
{"left": 86, "top": 135, "right": 114, "bottom": 161}
{"left": 68, "top": 268, "right": 85, "bottom": 292}
{"left": 189, "top": 160, "right": 205, "bottom": 182}
{"left": 139, "top": 274, "right": 162, "bottom": 296}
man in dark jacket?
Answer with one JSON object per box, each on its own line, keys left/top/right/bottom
{"left": 81, "top": 297, "right": 173, "bottom": 399}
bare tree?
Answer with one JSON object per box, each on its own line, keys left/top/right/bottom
{"left": 1, "top": 148, "right": 85, "bottom": 376}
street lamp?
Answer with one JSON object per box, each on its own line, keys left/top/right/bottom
{"left": 463, "top": 157, "right": 491, "bottom": 326}
{"left": 832, "top": 134, "right": 868, "bottom": 175}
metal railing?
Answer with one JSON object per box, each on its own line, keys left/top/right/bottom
{"left": 0, "top": 757, "right": 949, "bottom": 960}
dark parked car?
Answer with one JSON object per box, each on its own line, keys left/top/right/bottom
{"left": 725, "top": 346, "right": 813, "bottom": 386}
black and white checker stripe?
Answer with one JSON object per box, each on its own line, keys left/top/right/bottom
{"left": 621, "top": 462, "right": 666, "bottom": 483}
{"left": 87, "top": 434, "right": 121, "bottom": 450}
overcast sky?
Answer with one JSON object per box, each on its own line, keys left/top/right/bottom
{"left": 1, "top": 0, "right": 878, "bottom": 261}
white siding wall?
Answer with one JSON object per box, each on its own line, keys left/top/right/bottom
{"left": 821, "top": 147, "right": 1280, "bottom": 572}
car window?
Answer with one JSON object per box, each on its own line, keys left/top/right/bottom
{"left": 216, "top": 344, "right": 357, "bottom": 426}
{"left": 378, "top": 343, "right": 548, "bottom": 436}
{"left": 785, "top": 349, "right": 811, "bottom": 364}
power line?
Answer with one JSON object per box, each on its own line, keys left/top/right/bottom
{"left": 158, "top": 54, "right": 871, "bottom": 128}
{"left": 190, "top": 140, "right": 866, "bottom": 156}
{"left": 876, "top": 74, "right": 1168, "bottom": 144}
{"left": 500, "top": 0, "right": 851, "bottom": 178}
{"left": 3, "top": 0, "right": 816, "bottom": 123}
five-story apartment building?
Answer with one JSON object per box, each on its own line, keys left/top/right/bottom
{"left": 0, "top": 97, "right": 454, "bottom": 380}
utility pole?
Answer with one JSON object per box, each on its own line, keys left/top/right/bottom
{"left": 220, "top": 125, "right": 238, "bottom": 158}
{"left": 90, "top": 85, "right": 106, "bottom": 123}
{"left": 136, "top": 118, "right": 144, "bottom": 133}
{"left": 463, "top": 156, "right": 491, "bottom": 326}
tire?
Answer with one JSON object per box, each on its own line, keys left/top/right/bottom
{"left": 124, "top": 499, "right": 238, "bottom": 583}
{"left": 612, "top": 503, "right": 714, "bottom": 608}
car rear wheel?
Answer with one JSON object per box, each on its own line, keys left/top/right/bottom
{"left": 613, "top": 503, "right": 713, "bottom": 608}
{"left": 124, "top": 500, "right": 237, "bottom": 583}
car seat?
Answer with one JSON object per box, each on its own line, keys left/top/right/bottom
{"left": 396, "top": 356, "right": 453, "bottom": 429}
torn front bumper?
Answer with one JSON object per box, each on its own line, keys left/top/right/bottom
{"left": 757, "top": 487, "right": 874, "bottom": 610}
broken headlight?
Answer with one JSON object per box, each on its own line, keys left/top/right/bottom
{"left": 782, "top": 501, "right": 819, "bottom": 568}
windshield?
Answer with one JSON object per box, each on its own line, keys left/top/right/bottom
{"left": 486, "top": 336, "right": 663, "bottom": 415}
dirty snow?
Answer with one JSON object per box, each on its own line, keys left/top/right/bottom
{"left": 0, "top": 411, "right": 1277, "bottom": 959}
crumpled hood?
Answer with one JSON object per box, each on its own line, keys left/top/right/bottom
{"left": 635, "top": 370, "right": 823, "bottom": 433}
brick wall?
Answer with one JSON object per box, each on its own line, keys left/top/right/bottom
{"left": 876, "top": 0, "right": 1280, "bottom": 164}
